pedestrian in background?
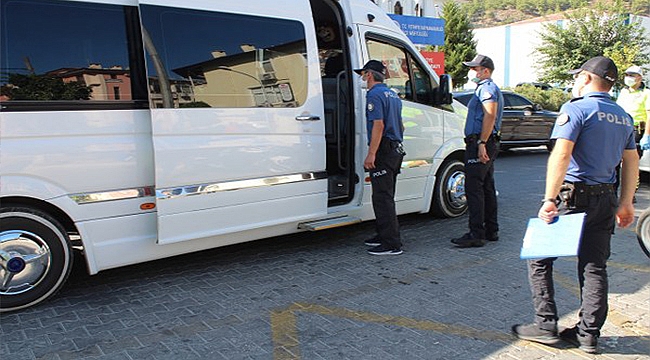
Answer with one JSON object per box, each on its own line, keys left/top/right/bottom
{"left": 512, "top": 56, "right": 638, "bottom": 354}
{"left": 617, "top": 65, "right": 650, "bottom": 151}
{"left": 355, "top": 60, "right": 406, "bottom": 256}
{"left": 451, "top": 54, "right": 503, "bottom": 248}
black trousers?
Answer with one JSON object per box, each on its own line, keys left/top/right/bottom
{"left": 464, "top": 136, "right": 499, "bottom": 239}
{"left": 369, "top": 139, "right": 404, "bottom": 249}
{"left": 527, "top": 189, "right": 617, "bottom": 337}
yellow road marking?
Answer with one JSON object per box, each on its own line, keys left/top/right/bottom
{"left": 271, "top": 302, "right": 512, "bottom": 360}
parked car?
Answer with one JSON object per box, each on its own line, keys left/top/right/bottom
{"left": 453, "top": 90, "right": 558, "bottom": 151}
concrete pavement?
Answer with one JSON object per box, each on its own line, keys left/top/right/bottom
{"left": 1, "top": 148, "right": 648, "bottom": 360}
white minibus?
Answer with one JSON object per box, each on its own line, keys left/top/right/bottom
{"left": 0, "top": 0, "right": 467, "bottom": 311}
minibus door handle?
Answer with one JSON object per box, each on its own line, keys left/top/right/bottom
{"left": 295, "top": 114, "right": 321, "bottom": 121}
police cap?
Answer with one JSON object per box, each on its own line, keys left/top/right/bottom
{"left": 463, "top": 54, "right": 495, "bottom": 71}
{"left": 568, "top": 56, "right": 618, "bottom": 83}
{"left": 354, "top": 60, "right": 386, "bottom": 75}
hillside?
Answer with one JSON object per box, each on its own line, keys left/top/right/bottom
{"left": 456, "top": 0, "right": 650, "bottom": 28}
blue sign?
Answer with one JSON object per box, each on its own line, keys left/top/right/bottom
{"left": 388, "top": 14, "right": 445, "bottom": 46}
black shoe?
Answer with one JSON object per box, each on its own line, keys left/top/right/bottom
{"left": 511, "top": 324, "right": 560, "bottom": 345}
{"left": 364, "top": 237, "right": 381, "bottom": 247}
{"left": 367, "top": 245, "right": 403, "bottom": 255}
{"left": 559, "top": 326, "right": 598, "bottom": 354}
{"left": 486, "top": 232, "right": 499, "bottom": 242}
{"left": 451, "top": 233, "right": 485, "bottom": 248}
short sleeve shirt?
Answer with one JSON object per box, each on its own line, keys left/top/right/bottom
{"left": 464, "top": 79, "right": 504, "bottom": 136}
{"left": 366, "top": 83, "right": 403, "bottom": 144}
{"left": 552, "top": 92, "right": 636, "bottom": 184}
{"left": 616, "top": 86, "right": 650, "bottom": 125}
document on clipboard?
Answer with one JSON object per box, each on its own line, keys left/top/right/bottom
{"left": 520, "top": 213, "right": 586, "bottom": 259}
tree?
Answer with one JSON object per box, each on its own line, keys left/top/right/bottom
{"left": 534, "top": 4, "right": 650, "bottom": 86}
{"left": 441, "top": 1, "right": 477, "bottom": 90}
{"left": 1, "top": 73, "right": 92, "bottom": 100}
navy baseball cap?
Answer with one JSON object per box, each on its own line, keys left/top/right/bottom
{"left": 568, "top": 56, "right": 618, "bottom": 83}
{"left": 463, "top": 54, "right": 494, "bottom": 70}
{"left": 354, "top": 60, "right": 386, "bottom": 75}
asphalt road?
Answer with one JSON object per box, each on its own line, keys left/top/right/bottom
{"left": 1, "top": 147, "right": 649, "bottom": 360}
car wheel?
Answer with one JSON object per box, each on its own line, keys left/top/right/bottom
{"left": 431, "top": 159, "right": 467, "bottom": 218}
{"left": 0, "top": 207, "right": 73, "bottom": 312}
{"left": 635, "top": 207, "right": 650, "bottom": 259}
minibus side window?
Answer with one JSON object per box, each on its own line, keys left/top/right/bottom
{"left": 140, "top": 5, "right": 308, "bottom": 109}
{"left": 0, "top": 0, "right": 138, "bottom": 107}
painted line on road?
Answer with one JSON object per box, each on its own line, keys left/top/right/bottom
{"left": 270, "top": 302, "right": 512, "bottom": 360}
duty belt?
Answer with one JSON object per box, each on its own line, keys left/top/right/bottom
{"left": 464, "top": 133, "right": 501, "bottom": 144}
{"left": 563, "top": 182, "right": 615, "bottom": 196}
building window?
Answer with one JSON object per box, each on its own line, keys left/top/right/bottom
{"left": 113, "top": 87, "right": 120, "bottom": 100}
{"left": 394, "top": 1, "right": 403, "bottom": 15}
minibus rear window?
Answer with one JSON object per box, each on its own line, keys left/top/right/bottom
{"left": 0, "top": 0, "right": 144, "bottom": 109}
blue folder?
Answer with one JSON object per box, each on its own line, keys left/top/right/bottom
{"left": 520, "top": 213, "right": 586, "bottom": 259}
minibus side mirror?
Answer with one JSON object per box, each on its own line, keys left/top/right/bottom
{"left": 433, "top": 74, "right": 453, "bottom": 105}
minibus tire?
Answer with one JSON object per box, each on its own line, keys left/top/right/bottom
{"left": 0, "top": 207, "right": 73, "bottom": 312}
{"left": 635, "top": 207, "right": 650, "bottom": 259}
{"left": 431, "top": 160, "right": 467, "bottom": 218}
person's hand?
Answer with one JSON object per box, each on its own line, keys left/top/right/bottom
{"left": 364, "top": 153, "right": 376, "bottom": 170}
{"left": 640, "top": 134, "right": 650, "bottom": 150}
{"left": 538, "top": 200, "right": 559, "bottom": 224}
{"left": 479, "top": 144, "right": 489, "bottom": 163}
{"left": 616, "top": 203, "right": 635, "bottom": 228}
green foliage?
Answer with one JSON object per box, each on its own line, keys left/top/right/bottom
{"left": 1, "top": 73, "right": 91, "bottom": 100}
{"left": 441, "top": 1, "right": 477, "bottom": 89}
{"left": 534, "top": 4, "right": 650, "bottom": 87}
{"left": 512, "top": 84, "right": 571, "bottom": 111}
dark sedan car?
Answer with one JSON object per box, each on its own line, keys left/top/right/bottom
{"left": 453, "top": 90, "right": 558, "bottom": 151}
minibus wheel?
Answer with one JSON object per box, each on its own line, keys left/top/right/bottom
{"left": 0, "top": 207, "right": 73, "bottom": 312}
{"left": 431, "top": 159, "right": 467, "bottom": 218}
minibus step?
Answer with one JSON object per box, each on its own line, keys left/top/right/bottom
{"left": 298, "top": 216, "right": 361, "bottom": 231}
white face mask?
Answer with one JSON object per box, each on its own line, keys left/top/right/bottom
{"left": 571, "top": 73, "right": 585, "bottom": 98}
{"left": 624, "top": 76, "right": 638, "bottom": 87}
{"left": 360, "top": 73, "right": 368, "bottom": 89}
{"left": 468, "top": 69, "right": 480, "bottom": 83}
{"left": 571, "top": 83, "right": 583, "bottom": 98}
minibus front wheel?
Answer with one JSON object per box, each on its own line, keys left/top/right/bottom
{"left": 0, "top": 206, "right": 73, "bottom": 312}
{"left": 431, "top": 159, "right": 468, "bottom": 218}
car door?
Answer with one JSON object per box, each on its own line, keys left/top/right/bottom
{"left": 504, "top": 93, "right": 549, "bottom": 141}
{"left": 140, "top": 0, "right": 328, "bottom": 244}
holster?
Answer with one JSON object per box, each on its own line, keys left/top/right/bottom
{"left": 559, "top": 182, "right": 614, "bottom": 209}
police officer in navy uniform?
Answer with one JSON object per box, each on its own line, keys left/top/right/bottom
{"left": 451, "top": 54, "right": 504, "bottom": 248}
{"left": 355, "top": 60, "right": 405, "bottom": 256}
{"left": 512, "top": 56, "right": 638, "bottom": 354}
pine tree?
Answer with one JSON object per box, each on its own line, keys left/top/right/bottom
{"left": 440, "top": 1, "right": 477, "bottom": 89}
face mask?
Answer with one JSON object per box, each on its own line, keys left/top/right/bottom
{"left": 571, "top": 83, "right": 583, "bottom": 98}
{"left": 624, "top": 76, "right": 637, "bottom": 87}
{"left": 360, "top": 73, "right": 368, "bottom": 89}
{"left": 468, "top": 69, "right": 480, "bottom": 83}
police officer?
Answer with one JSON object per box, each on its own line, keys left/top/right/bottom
{"left": 617, "top": 65, "right": 650, "bottom": 149}
{"left": 451, "top": 54, "right": 503, "bottom": 248}
{"left": 512, "top": 56, "right": 638, "bottom": 354}
{"left": 354, "top": 60, "right": 405, "bottom": 256}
